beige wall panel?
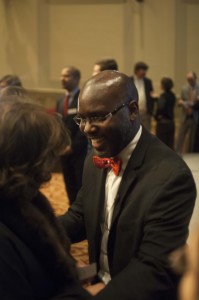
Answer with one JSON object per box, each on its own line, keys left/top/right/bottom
{"left": 39, "top": 0, "right": 124, "bottom": 88}
{"left": 1, "top": 0, "right": 39, "bottom": 88}
{"left": 1, "top": 0, "right": 199, "bottom": 94}
{"left": 186, "top": 3, "right": 199, "bottom": 75}
{"left": 131, "top": 0, "right": 176, "bottom": 92}
{"left": 174, "top": 1, "right": 199, "bottom": 93}
{"left": 0, "top": 0, "right": 9, "bottom": 74}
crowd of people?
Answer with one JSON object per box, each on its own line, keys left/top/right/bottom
{"left": 0, "top": 61, "right": 197, "bottom": 300}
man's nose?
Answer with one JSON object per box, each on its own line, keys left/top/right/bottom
{"left": 80, "top": 120, "right": 99, "bottom": 135}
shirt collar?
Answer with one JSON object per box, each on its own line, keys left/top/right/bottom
{"left": 65, "top": 87, "right": 79, "bottom": 97}
{"left": 118, "top": 125, "right": 142, "bottom": 171}
{"left": 134, "top": 77, "right": 144, "bottom": 82}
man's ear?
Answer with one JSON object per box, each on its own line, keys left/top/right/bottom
{"left": 128, "top": 100, "right": 138, "bottom": 120}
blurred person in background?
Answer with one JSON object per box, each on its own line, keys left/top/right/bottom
{"left": 131, "top": 62, "right": 155, "bottom": 132}
{"left": 0, "top": 97, "right": 90, "bottom": 300}
{"left": 155, "top": 77, "right": 176, "bottom": 149}
{"left": 92, "top": 58, "right": 118, "bottom": 76}
{"left": 0, "top": 74, "right": 22, "bottom": 89}
{"left": 179, "top": 229, "right": 199, "bottom": 300}
{"left": 170, "top": 227, "right": 199, "bottom": 300}
{"left": 175, "top": 72, "right": 199, "bottom": 154}
{"left": 56, "top": 66, "right": 88, "bottom": 204}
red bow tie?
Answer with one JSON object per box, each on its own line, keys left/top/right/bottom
{"left": 93, "top": 156, "right": 122, "bottom": 176}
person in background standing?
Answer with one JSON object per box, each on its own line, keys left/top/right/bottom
{"left": 175, "top": 72, "right": 199, "bottom": 154}
{"left": 56, "top": 66, "right": 88, "bottom": 204}
{"left": 155, "top": 77, "right": 176, "bottom": 149}
{"left": 132, "top": 62, "right": 154, "bottom": 131}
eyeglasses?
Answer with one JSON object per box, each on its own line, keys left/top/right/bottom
{"left": 73, "top": 103, "right": 127, "bottom": 126}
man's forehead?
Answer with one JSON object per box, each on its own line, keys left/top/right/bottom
{"left": 84, "top": 75, "right": 123, "bottom": 94}
{"left": 187, "top": 72, "right": 195, "bottom": 79}
{"left": 187, "top": 76, "right": 194, "bottom": 80}
{"left": 82, "top": 80, "right": 123, "bottom": 103}
{"left": 61, "top": 68, "right": 72, "bottom": 75}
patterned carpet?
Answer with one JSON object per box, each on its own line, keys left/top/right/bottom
{"left": 40, "top": 173, "right": 89, "bottom": 264}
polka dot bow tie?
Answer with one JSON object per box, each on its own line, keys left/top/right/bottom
{"left": 93, "top": 156, "right": 122, "bottom": 176}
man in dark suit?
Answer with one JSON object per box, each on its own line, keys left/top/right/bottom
{"left": 60, "top": 70, "right": 196, "bottom": 299}
{"left": 175, "top": 71, "right": 199, "bottom": 154}
{"left": 56, "top": 66, "right": 88, "bottom": 204}
{"left": 132, "top": 62, "right": 154, "bottom": 131}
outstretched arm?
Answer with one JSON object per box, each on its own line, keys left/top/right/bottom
{"left": 59, "top": 188, "right": 87, "bottom": 243}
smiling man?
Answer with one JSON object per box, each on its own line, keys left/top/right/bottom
{"left": 60, "top": 71, "right": 196, "bottom": 300}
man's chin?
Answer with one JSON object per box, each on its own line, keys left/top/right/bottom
{"left": 93, "top": 145, "right": 118, "bottom": 158}
{"left": 93, "top": 147, "right": 111, "bottom": 158}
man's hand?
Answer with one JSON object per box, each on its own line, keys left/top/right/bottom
{"left": 85, "top": 283, "right": 105, "bottom": 295}
{"left": 150, "top": 91, "right": 158, "bottom": 99}
{"left": 178, "top": 99, "right": 184, "bottom": 106}
{"left": 76, "top": 260, "right": 87, "bottom": 268}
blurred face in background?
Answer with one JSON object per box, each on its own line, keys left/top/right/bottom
{"left": 135, "top": 68, "right": 147, "bottom": 79}
{"left": 187, "top": 72, "right": 196, "bottom": 87}
{"left": 60, "top": 68, "right": 79, "bottom": 92}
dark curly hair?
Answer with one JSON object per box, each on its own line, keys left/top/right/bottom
{"left": 0, "top": 97, "right": 70, "bottom": 198}
{"left": 95, "top": 58, "right": 118, "bottom": 71}
{"left": 161, "top": 77, "right": 174, "bottom": 92}
{"left": 0, "top": 74, "right": 22, "bottom": 88}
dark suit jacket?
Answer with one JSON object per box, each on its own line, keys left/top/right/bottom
{"left": 0, "top": 223, "right": 90, "bottom": 300}
{"left": 131, "top": 77, "right": 154, "bottom": 115}
{"left": 60, "top": 128, "right": 196, "bottom": 300}
{"left": 56, "top": 90, "right": 87, "bottom": 155}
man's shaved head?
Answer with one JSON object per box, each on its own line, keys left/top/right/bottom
{"left": 77, "top": 71, "right": 140, "bottom": 157}
{"left": 80, "top": 71, "right": 138, "bottom": 109}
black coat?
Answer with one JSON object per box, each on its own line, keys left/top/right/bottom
{"left": 0, "top": 191, "right": 90, "bottom": 300}
{"left": 60, "top": 128, "right": 196, "bottom": 300}
{"left": 155, "top": 91, "right": 176, "bottom": 121}
{"left": 56, "top": 90, "right": 87, "bottom": 155}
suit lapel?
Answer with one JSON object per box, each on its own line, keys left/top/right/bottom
{"left": 91, "top": 169, "right": 107, "bottom": 233}
{"left": 86, "top": 160, "right": 107, "bottom": 262}
{"left": 69, "top": 89, "right": 79, "bottom": 109}
{"left": 59, "top": 98, "right": 65, "bottom": 116}
{"left": 111, "top": 170, "right": 137, "bottom": 227}
{"left": 111, "top": 127, "right": 152, "bottom": 228}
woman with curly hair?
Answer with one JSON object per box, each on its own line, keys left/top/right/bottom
{"left": 0, "top": 95, "right": 90, "bottom": 300}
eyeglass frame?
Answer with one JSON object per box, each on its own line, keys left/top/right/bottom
{"left": 73, "top": 103, "right": 128, "bottom": 126}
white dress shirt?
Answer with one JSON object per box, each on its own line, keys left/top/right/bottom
{"left": 134, "top": 78, "right": 146, "bottom": 114}
{"left": 98, "top": 126, "right": 142, "bottom": 284}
